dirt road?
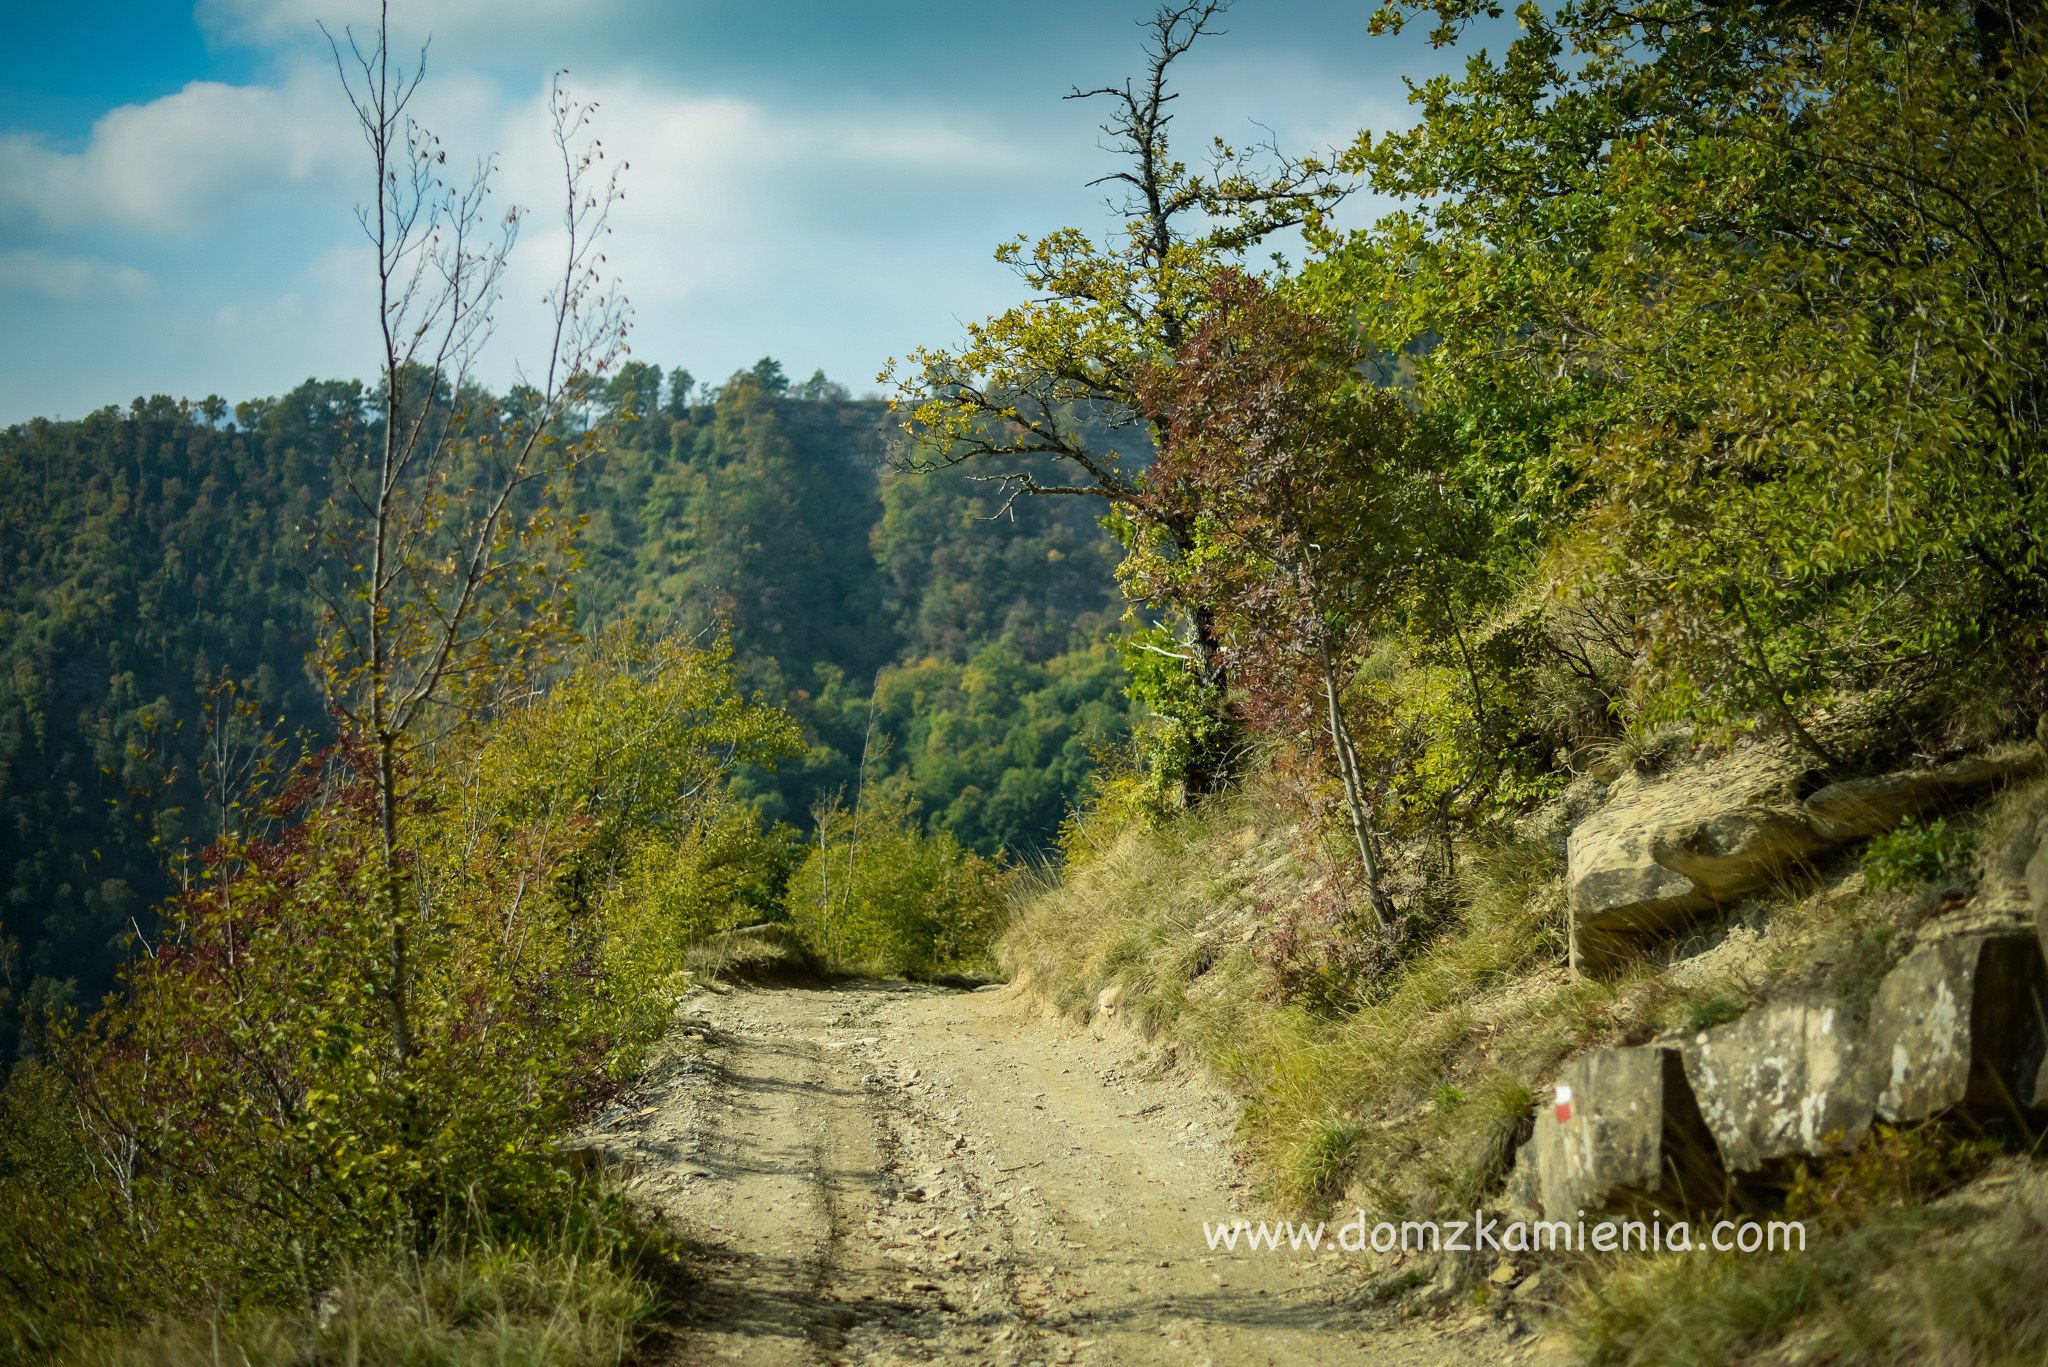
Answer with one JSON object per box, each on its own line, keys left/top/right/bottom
{"left": 585, "top": 981, "right": 1529, "bottom": 1365}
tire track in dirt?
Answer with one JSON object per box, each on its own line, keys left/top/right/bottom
{"left": 586, "top": 981, "right": 1530, "bottom": 1366}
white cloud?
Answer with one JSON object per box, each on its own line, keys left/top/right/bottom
{"left": 487, "top": 76, "right": 1044, "bottom": 326}
{"left": 0, "top": 250, "right": 156, "bottom": 303}
{"left": 0, "top": 35, "right": 1063, "bottom": 416}
{"left": 0, "top": 66, "right": 352, "bottom": 234}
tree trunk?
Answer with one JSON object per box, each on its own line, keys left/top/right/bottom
{"left": 378, "top": 733, "right": 411, "bottom": 1065}
{"left": 1320, "top": 643, "right": 1393, "bottom": 928}
{"left": 1177, "top": 599, "right": 1235, "bottom": 802}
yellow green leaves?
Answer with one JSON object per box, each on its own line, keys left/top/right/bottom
{"left": 788, "top": 779, "right": 1010, "bottom": 980}
{"left": 1, "top": 623, "right": 800, "bottom": 1326}
{"left": 1324, "top": 0, "right": 2048, "bottom": 746}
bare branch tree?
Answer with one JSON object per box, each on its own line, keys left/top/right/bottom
{"left": 320, "top": 2, "right": 631, "bottom": 1063}
{"left": 887, "top": 0, "right": 1347, "bottom": 505}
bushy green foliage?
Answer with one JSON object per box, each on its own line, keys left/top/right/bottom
{"left": 1326, "top": 0, "right": 2048, "bottom": 757}
{"left": 1112, "top": 625, "right": 1231, "bottom": 816}
{"left": 57, "top": 1219, "right": 657, "bottom": 1367}
{"left": 0, "top": 627, "right": 788, "bottom": 1358}
{"left": 1862, "top": 816, "right": 1976, "bottom": 892}
{"left": 873, "top": 458, "right": 1123, "bottom": 665}
{"left": 1011, "top": 0, "right": 2048, "bottom": 971}
{"left": 875, "top": 640, "right": 1130, "bottom": 856}
{"left": 788, "top": 780, "right": 1010, "bottom": 979}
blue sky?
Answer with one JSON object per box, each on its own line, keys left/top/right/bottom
{"left": 0, "top": 1, "right": 1484, "bottom": 422}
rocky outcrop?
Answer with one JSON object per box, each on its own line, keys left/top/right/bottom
{"left": 1870, "top": 930, "right": 2048, "bottom": 1122}
{"left": 1528, "top": 1046, "right": 1725, "bottom": 1217}
{"left": 1650, "top": 808, "right": 1834, "bottom": 902}
{"left": 1680, "top": 999, "right": 1876, "bottom": 1172}
{"left": 2027, "top": 827, "right": 2048, "bottom": 958}
{"left": 1805, "top": 752, "right": 2042, "bottom": 841}
{"left": 1569, "top": 744, "right": 2041, "bottom": 975}
{"left": 1567, "top": 748, "right": 1816, "bottom": 975}
{"left": 1512, "top": 930, "right": 2047, "bottom": 1216}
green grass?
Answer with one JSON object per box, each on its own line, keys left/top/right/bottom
{"left": 1002, "top": 780, "right": 1647, "bottom": 1217}
{"left": 1862, "top": 815, "right": 1976, "bottom": 892}
{"left": 52, "top": 1221, "right": 663, "bottom": 1367}
{"left": 1566, "top": 1120, "right": 2033, "bottom": 1365}
{"left": 1567, "top": 1189, "right": 2048, "bottom": 1366}
{"left": 1679, "top": 987, "right": 1744, "bottom": 1032}
{"left": 1012, "top": 749, "right": 2048, "bottom": 1351}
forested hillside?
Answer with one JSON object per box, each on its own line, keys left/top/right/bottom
{"left": 0, "top": 361, "right": 1128, "bottom": 1059}
{"left": 0, "top": 390, "right": 344, "bottom": 1048}
{"left": 6, "top": 0, "right": 2048, "bottom": 1362}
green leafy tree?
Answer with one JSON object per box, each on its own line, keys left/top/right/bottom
{"left": 789, "top": 779, "right": 1010, "bottom": 978}
{"left": 873, "top": 459, "right": 1123, "bottom": 664}
{"left": 0, "top": 623, "right": 797, "bottom": 1345}
{"left": 1127, "top": 274, "right": 1430, "bottom": 922}
{"left": 885, "top": 0, "right": 1346, "bottom": 798}
{"left": 1328, "top": 0, "right": 2048, "bottom": 753}
{"left": 873, "top": 640, "right": 1131, "bottom": 855}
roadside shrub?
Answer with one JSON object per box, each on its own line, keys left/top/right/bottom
{"left": 789, "top": 780, "right": 1011, "bottom": 978}
{"left": 0, "top": 628, "right": 791, "bottom": 1359}
{"left": 56, "top": 1212, "right": 661, "bottom": 1367}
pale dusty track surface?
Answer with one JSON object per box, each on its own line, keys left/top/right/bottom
{"left": 585, "top": 981, "right": 1531, "bottom": 1366}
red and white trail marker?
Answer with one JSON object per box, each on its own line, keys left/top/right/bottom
{"left": 1553, "top": 1083, "right": 1574, "bottom": 1124}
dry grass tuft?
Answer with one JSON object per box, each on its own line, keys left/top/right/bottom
{"left": 60, "top": 1225, "right": 659, "bottom": 1367}
{"left": 1002, "top": 779, "right": 1646, "bottom": 1216}
{"left": 1568, "top": 1143, "right": 2046, "bottom": 1367}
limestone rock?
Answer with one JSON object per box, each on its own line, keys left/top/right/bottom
{"left": 1570, "top": 743, "right": 2040, "bottom": 975}
{"left": 1568, "top": 748, "right": 1815, "bottom": 974}
{"left": 2026, "top": 824, "right": 2048, "bottom": 956}
{"left": 1501, "top": 1144, "right": 1540, "bottom": 1220}
{"left": 1871, "top": 931, "right": 2048, "bottom": 1122}
{"left": 1803, "top": 747, "right": 2042, "bottom": 842}
{"left": 1530, "top": 1046, "right": 1725, "bottom": 1217}
{"left": 1650, "top": 807, "right": 1833, "bottom": 904}
{"left": 1680, "top": 999, "right": 1877, "bottom": 1172}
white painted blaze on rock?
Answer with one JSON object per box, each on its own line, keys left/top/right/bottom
{"left": 1530, "top": 1046, "right": 1725, "bottom": 1217}
{"left": 1680, "top": 999, "right": 1878, "bottom": 1172}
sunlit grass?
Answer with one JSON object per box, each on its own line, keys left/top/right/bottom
{"left": 61, "top": 1222, "right": 661, "bottom": 1367}
{"left": 1001, "top": 778, "right": 1639, "bottom": 1217}
{"left": 1567, "top": 1180, "right": 2048, "bottom": 1366}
